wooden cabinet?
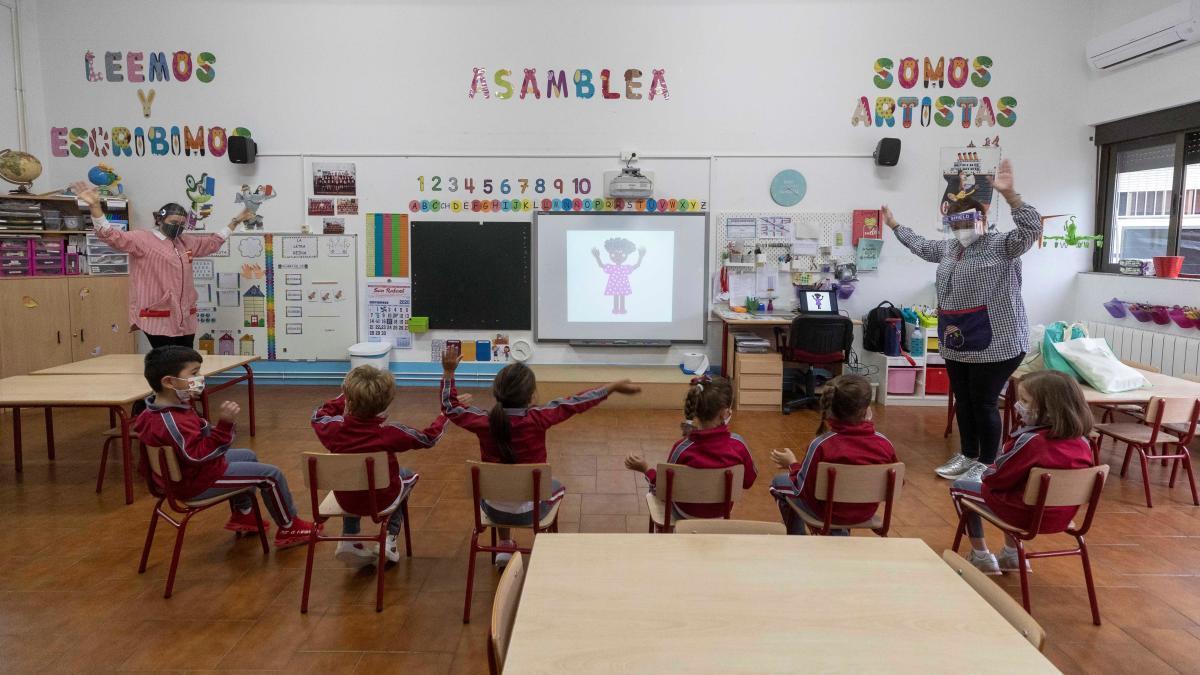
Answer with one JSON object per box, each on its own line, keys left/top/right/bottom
{"left": 67, "top": 276, "right": 135, "bottom": 361}
{"left": 0, "top": 275, "right": 134, "bottom": 377}
{"left": 734, "top": 352, "right": 782, "bottom": 411}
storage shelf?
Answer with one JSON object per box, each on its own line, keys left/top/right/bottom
{"left": 0, "top": 229, "right": 96, "bottom": 236}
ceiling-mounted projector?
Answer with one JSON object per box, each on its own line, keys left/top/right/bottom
{"left": 604, "top": 156, "right": 654, "bottom": 199}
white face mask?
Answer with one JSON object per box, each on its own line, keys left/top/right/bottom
{"left": 722, "top": 411, "right": 732, "bottom": 427}
{"left": 1014, "top": 401, "right": 1037, "bottom": 427}
{"left": 954, "top": 229, "right": 981, "bottom": 247}
{"left": 170, "top": 375, "right": 205, "bottom": 402}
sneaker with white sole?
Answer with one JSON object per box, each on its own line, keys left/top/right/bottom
{"left": 935, "top": 453, "right": 974, "bottom": 479}
{"left": 334, "top": 541, "right": 379, "bottom": 566}
{"left": 495, "top": 539, "right": 517, "bottom": 569}
{"left": 384, "top": 534, "right": 401, "bottom": 563}
{"left": 967, "top": 549, "right": 1001, "bottom": 576}
{"left": 958, "top": 461, "right": 987, "bottom": 484}
{"left": 998, "top": 547, "right": 1031, "bottom": 573}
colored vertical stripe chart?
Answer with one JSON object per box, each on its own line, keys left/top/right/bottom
{"left": 264, "top": 234, "right": 277, "bottom": 359}
{"left": 365, "top": 213, "right": 410, "bottom": 278}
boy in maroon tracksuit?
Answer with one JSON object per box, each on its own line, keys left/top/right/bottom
{"left": 312, "top": 365, "right": 449, "bottom": 565}
{"left": 950, "top": 370, "right": 1095, "bottom": 575}
{"left": 625, "top": 376, "right": 758, "bottom": 521}
{"left": 769, "top": 375, "right": 898, "bottom": 535}
{"left": 441, "top": 347, "right": 641, "bottom": 566}
{"left": 134, "top": 346, "right": 317, "bottom": 548}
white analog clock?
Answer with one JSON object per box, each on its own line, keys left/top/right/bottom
{"left": 510, "top": 339, "right": 532, "bottom": 362}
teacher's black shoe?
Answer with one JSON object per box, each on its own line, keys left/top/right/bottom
{"left": 935, "top": 453, "right": 973, "bottom": 479}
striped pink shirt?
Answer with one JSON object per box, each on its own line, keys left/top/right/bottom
{"left": 94, "top": 216, "right": 230, "bottom": 337}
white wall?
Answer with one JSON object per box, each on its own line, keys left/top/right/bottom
{"left": 1085, "top": 0, "right": 1200, "bottom": 124}
{"left": 0, "top": 2, "right": 20, "bottom": 152}
{"left": 18, "top": 0, "right": 1100, "bottom": 364}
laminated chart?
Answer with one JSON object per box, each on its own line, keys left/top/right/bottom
{"left": 365, "top": 213, "right": 409, "bottom": 278}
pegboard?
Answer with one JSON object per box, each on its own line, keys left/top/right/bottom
{"left": 716, "top": 211, "right": 856, "bottom": 277}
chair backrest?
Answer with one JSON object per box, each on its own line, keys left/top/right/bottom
{"left": 301, "top": 451, "right": 393, "bottom": 492}
{"left": 490, "top": 551, "right": 527, "bottom": 673}
{"left": 467, "top": 461, "right": 554, "bottom": 503}
{"left": 653, "top": 463, "right": 745, "bottom": 505}
{"left": 146, "top": 445, "right": 184, "bottom": 483}
{"left": 942, "top": 550, "right": 1045, "bottom": 651}
{"left": 814, "top": 462, "right": 906, "bottom": 503}
{"left": 786, "top": 313, "right": 853, "bottom": 357}
{"left": 1144, "top": 396, "right": 1200, "bottom": 427}
{"left": 1022, "top": 465, "right": 1109, "bottom": 507}
{"left": 1119, "top": 359, "right": 1160, "bottom": 374}
{"left": 675, "top": 519, "right": 786, "bottom": 535}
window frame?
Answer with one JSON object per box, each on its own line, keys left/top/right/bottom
{"left": 1093, "top": 101, "right": 1200, "bottom": 277}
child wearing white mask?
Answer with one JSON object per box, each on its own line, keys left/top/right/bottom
{"left": 949, "top": 370, "right": 1095, "bottom": 575}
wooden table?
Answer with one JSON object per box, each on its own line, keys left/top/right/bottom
{"left": 505, "top": 534, "right": 1055, "bottom": 673}
{"left": 0, "top": 374, "right": 151, "bottom": 504}
{"left": 34, "top": 354, "right": 260, "bottom": 436}
{"left": 713, "top": 306, "right": 861, "bottom": 378}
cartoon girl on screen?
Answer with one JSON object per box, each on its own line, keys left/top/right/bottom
{"left": 591, "top": 237, "right": 646, "bottom": 315}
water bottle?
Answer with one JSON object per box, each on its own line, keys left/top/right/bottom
{"left": 909, "top": 324, "right": 926, "bottom": 357}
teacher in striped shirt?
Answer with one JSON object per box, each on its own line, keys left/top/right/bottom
{"left": 72, "top": 181, "right": 253, "bottom": 350}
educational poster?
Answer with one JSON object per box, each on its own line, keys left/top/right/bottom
{"left": 940, "top": 143, "right": 1001, "bottom": 216}
{"left": 365, "top": 213, "right": 410, "bottom": 277}
{"left": 280, "top": 236, "right": 318, "bottom": 258}
{"left": 326, "top": 236, "right": 353, "bottom": 257}
{"left": 856, "top": 238, "right": 883, "bottom": 271}
{"left": 366, "top": 280, "right": 413, "bottom": 349}
{"left": 313, "top": 162, "right": 356, "bottom": 196}
{"left": 756, "top": 216, "right": 794, "bottom": 240}
{"left": 237, "top": 236, "right": 264, "bottom": 258}
{"left": 193, "top": 259, "right": 215, "bottom": 280}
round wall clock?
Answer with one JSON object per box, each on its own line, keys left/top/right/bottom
{"left": 510, "top": 339, "right": 533, "bottom": 362}
{"left": 770, "top": 169, "right": 807, "bottom": 207}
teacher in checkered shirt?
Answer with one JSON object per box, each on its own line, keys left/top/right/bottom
{"left": 882, "top": 159, "right": 1044, "bottom": 483}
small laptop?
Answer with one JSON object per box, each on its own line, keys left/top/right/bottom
{"left": 798, "top": 290, "right": 838, "bottom": 314}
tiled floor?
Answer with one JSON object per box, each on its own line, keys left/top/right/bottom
{"left": 3, "top": 384, "right": 1200, "bottom": 672}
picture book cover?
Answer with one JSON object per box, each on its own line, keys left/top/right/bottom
{"left": 852, "top": 209, "right": 881, "bottom": 245}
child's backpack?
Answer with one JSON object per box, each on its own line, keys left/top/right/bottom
{"left": 862, "top": 301, "right": 906, "bottom": 353}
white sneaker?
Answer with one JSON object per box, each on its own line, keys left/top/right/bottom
{"left": 998, "top": 547, "right": 1031, "bottom": 573}
{"left": 967, "top": 549, "right": 1001, "bottom": 576}
{"left": 495, "top": 539, "right": 517, "bottom": 569}
{"left": 935, "top": 453, "right": 973, "bottom": 479}
{"left": 334, "top": 541, "right": 379, "bottom": 566}
{"left": 959, "top": 461, "right": 987, "bottom": 483}
{"left": 384, "top": 534, "right": 401, "bottom": 563}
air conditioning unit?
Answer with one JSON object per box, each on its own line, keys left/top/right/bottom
{"left": 1087, "top": 0, "right": 1199, "bottom": 70}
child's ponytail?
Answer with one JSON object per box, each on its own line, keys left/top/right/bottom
{"left": 488, "top": 362, "right": 537, "bottom": 463}
{"left": 488, "top": 402, "right": 516, "bottom": 464}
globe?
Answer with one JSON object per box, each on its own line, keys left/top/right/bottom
{"left": 0, "top": 149, "right": 42, "bottom": 193}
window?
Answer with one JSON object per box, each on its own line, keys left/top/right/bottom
{"left": 1095, "top": 102, "right": 1200, "bottom": 277}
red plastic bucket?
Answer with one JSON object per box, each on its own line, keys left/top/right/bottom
{"left": 1152, "top": 256, "right": 1184, "bottom": 278}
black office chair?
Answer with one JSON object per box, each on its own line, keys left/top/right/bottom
{"left": 773, "top": 314, "right": 854, "bottom": 414}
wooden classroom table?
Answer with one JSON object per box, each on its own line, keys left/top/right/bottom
{"left": 713, "top": 306, "right": 861, "bottom": 378}
{"left": 0, "top": 374, "right": 150, "bottom": 504}
{"left": 505, "top": 534, "right": 1055, "bottom": 673}
{"left": 34, "top": 353, "right": 260, "bottom": 436}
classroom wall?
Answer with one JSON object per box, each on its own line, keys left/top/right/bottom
{"left": 18, "top": 0, "right": 1100, "bottom": 367}
{"left": 1085, "top": 0, "right": 1200, "bottom": 125}
{"left": 1071, "top": 273, "right": 1200, "bottom": 338}
{"left": 0, "top": 2, "right": 21, "bottom": 152}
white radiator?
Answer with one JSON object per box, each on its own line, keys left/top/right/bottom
{"left": 1084, "top": 321, "right": 1200, "bottom": 378}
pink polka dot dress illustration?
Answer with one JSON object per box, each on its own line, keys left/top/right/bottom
{"left": 592, "top": 237, "right": 646, "bottom": 315}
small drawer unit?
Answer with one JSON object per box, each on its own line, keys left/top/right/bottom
{"left": 734, "top": 352, "right": 782, "bottom": 412}
{"left": 0, "top": 236, "right": 33, "bottom": 276}
{"left": 85, "top": 235, "right": 130, "bottom": 275}
{"left": 30, "top": 239, "right": 66, "bottom": 276}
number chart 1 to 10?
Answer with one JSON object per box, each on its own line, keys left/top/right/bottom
{"left": 417, "top": 176, "right": 591, "bottom": 195}
{"left": 407, "top": 195, "right": 707, "bottom": 214}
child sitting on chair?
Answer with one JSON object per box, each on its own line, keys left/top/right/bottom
{"left": 949, "top": 370, "right": 1094, "bottom": 575}
{"left": 624, "top": 375, "right": 758, "bottom": 522}
{"left": 312, "top": 365, "right": 451, "bottom": 566}
{"left": 134, "top": 346, "right": 317, "bottom": 548}
{"left": 441, "top": 345, "right": 641, "bottom": 567}
{"left": 769, "top": 374, "right": 898, "bottom": 535}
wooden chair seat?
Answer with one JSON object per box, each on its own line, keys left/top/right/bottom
{"left": 479, "top": 501, "right": 562, "bottom": 530}
{"left": 181, "top": 485, "right": 258, "bottom": 510}
{"left": 102, "top": 427, "right": 139, "bottom": 438}
{"left": 1093, "top": 423, "right": 1180, "bottom": 446}
{"left": 789, "top": 499, "right": 882, "bottom": 531}
{"left": 317, "top": 490, "right": 402, "bottom": 519}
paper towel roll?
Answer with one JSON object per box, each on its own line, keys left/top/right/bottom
{"left": 681, "top": 352, "right": 710, "bottom": 375}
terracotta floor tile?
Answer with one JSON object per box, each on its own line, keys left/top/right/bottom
{"left": 578, "top": 515, "right": 628, "bottom": 532}
{"left": 595, "top": 469, "right": 638, "bottom": 494}
{"left": 580, "top": 493, "right": 642, "bottom": 515}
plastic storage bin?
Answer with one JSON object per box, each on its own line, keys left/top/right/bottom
{"left": 0, "top": 236, "right": 32, "bottom": 276}
{"left": 85, "top": 235, "right": 130, "bottom": 275}
{"left": 886, "top": 367, "right": 918, "bottom": 396}
{"left": 348, "top": 341, "right": 392, "bottom": 372}
{"left": 925, "top": 366, "right": 950, "bottom": 395}
{"left": 1149, "top": 306, "right": 1171, "bottom": 325}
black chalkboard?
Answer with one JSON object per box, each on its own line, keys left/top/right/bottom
{"left": 410, "top": 220, "right": 531, "bottom": 329}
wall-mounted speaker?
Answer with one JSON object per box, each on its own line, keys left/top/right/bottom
{"left": 874, "top": 138, "right": 901, "bottom": 166}
{"left": 229, "top": 136, "right": 257, "bottom": 164}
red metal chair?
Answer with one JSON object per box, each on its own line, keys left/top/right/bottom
{"left": 1092, "top": 397, "right": 1200, "bottom": 507}
{"left": 299, "top": 451, "right": 414, "bottom": 613}
{"left": 645, "top": 463, "right": 744, "bottom": 533}
{"left": 463, "top": 461, "right": 561, "bottom": 624}
{"left": 96, "top": 427, "right": 143, "bottom": 493}
{"left": 137, "top": 445, "right": 269, "bottom": 598}
{"left": 786, "top": 462, "right": 905, "bottom": 536}
{"left": 952, "top": 465, "right": 1110, "bottom": 625}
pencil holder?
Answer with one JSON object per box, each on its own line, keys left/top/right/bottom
{"left": 1149, "top": 305, "right": 1171, "bottom": 325}
{"left": 1168, "top": 307, "right": 1195, "bottom": 329}
{"left": 1102, "top": 298, "right": 1126, "bottom": 319}
{"left": 1128, "top": 304, "right": 1153, "bottom": 322}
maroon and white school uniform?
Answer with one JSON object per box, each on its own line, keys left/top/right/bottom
{"left": 641, "top": 425, "right": 758, "bottom": 519}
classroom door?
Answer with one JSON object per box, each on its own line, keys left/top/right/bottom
{"left": 0, "top": 277, "right": 74, "bottom": 377}
{"left": 69, "top": 276, "right": 135, "bottom": 360}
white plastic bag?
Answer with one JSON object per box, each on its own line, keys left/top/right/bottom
{"left": 1051, "top": 338, "right": 1151, "bottom": 393}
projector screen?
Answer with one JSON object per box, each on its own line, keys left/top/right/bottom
{"left": 535, "top": 212, "right": 708, "bottom": 342}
